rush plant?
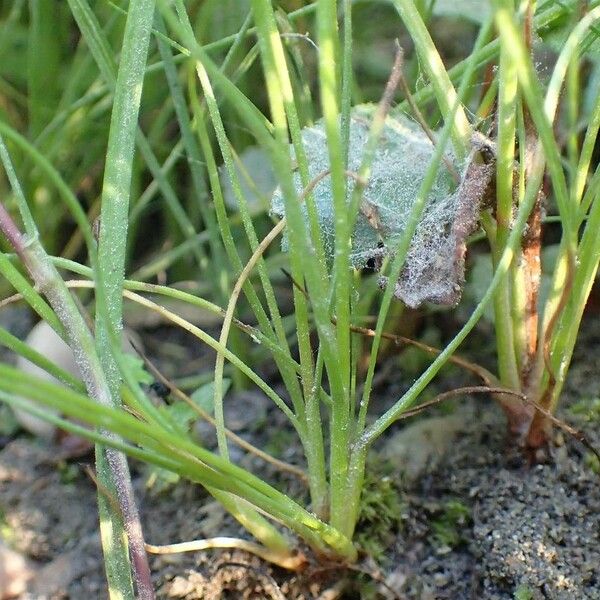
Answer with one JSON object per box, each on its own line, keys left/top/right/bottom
{"left": 486, "top": 1, "right": 600, "bottom": 453}
{"left": 0, "top": 0, "right": 597, "bottom": 597}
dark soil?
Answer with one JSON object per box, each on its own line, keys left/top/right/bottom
{"left": 0, "top": 310, "right": 598, "bottom": 599}
{"left": 380, "top": 405, "right": 600, "bottom": 600}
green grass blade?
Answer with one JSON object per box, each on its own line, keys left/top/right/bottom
{"left": 391, "top": 0, "right": 471, "bottom": 156}
{"left": 0, "top": 252, "right": 62, "bottom": 332}
{"left": 28, "top": 0, "right": 63, "bottom": 137}
{"left": 66, "top": 0, "right": 117, "bottom": 83}
{"left": 91, "top": 0, "right": 157, "bottom": 596}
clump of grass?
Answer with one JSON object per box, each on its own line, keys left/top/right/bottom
{"left": 0, "top": 1, "right": 598, "bottom": 596}
{"left": 481, "top": 2, "right": 600, "bottom": 453}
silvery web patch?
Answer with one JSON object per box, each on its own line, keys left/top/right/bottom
{"left": 271, "top": 105, "right": 492, "bottom": 308}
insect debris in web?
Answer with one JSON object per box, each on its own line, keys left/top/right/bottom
{"left": 379, "top": 131, "right": 497, "bottom": 309}
{"left": 270, "top": 109, "right": 499, "bottom": 309}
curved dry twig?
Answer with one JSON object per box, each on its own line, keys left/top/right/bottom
{"left": 145, "top": 537, "right": 306, "bottom": 571}
{"left": 394, "top": 385, "right": 600, "bottom": 465}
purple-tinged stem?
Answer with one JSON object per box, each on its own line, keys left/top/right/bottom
{"left": 0, "top": 200, "right": 154, "bottom": 598}
{"left": 0, "top": 202, "right": 26, "bottom": 259}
